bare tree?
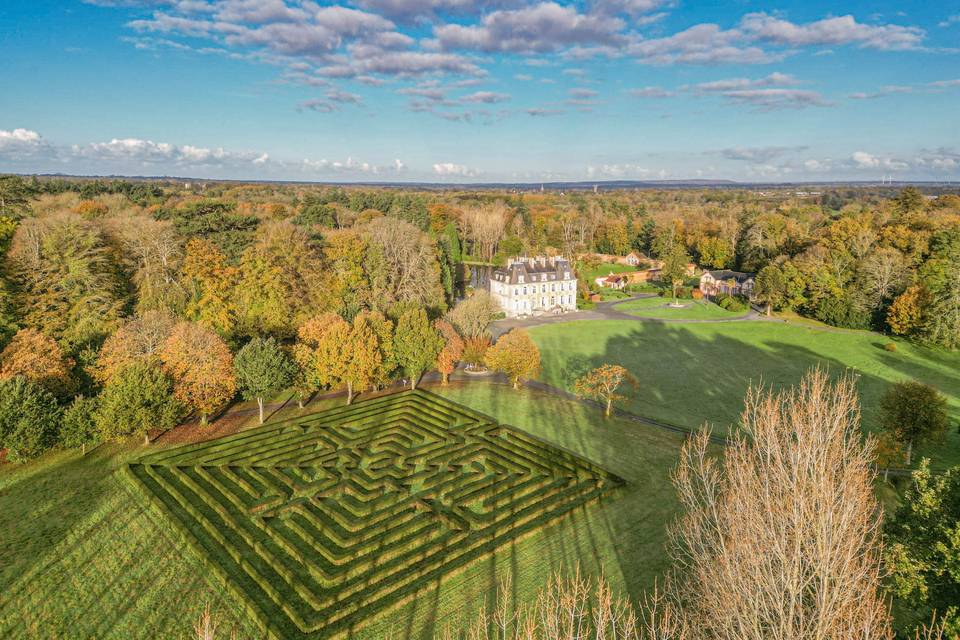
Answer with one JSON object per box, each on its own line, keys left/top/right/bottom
{"left": 460, "top": 202, "right": 510, "bottom": 262}
{"left": 861, "top": 247, "right": 907, "bottom": 305}
{"left": 668, "top": 369, "right": 893, "bottom": 640}
{"left": 364, "top": 217, "right": 445, "bottom": 310}
{"left": 445, "top": 290, "right": 501, "bottom": 339}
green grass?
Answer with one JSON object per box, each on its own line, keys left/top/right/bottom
{"left": 0, "top": 385, "right": 687, "bottom": 639}
{"left": 529, "top": 319, "right": 960, "bottom": 468}
{"left": 615, "top": 296, "right": 745, "bottom": 320}
{"left": 579, "top": 262, "right": 637, "bottom": 282}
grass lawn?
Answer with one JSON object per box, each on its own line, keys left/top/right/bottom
{"left": 615, "top": 296, "right": 745, "bottom": 320}
{"left": 0, "top": 384, "right": 688, "bottom": 639}
{"left": 579, "top": 262, "right": 636, "bottom": 282}
{"left": 529, "top": 319, "right": 960, "bottom": 468}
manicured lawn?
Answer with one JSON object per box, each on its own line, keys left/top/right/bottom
{"left": 615, "top": 296, "right": 745, "bottom": 320}
{"left": 0, "top": 384, "right": 688, "bottom": 639}
{"left": 529, "top": 319, "right": 960, "bottom": 468}
{"left": 579, "top": 261, "right": 636, "bottom": 282}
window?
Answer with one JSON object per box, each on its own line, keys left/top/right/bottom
{"left": 514, "top": 288, "right": 518, "bottom": 295}
{"left": 523, "top": 286, "right": 527, "bottom": 295}
{"left": 551, "top": 284, "right": 555, "bottom": 292}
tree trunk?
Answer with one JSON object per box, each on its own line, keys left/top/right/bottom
{"left": 513, "top": 379, "right": 520, "bottom": 390}
{"left": 906, "top": 440, "right": 913, "bottom": 466}
{"left": 257, "top": 397, "right": 264, "bottom": 424}
{"left": 411, "top": 375, "right": 418, "bottom": 391}
{"left": 200, "top": 413, "right": 208, "bottom": 426}
{"left": 297, "top": 396, "right": 304, "bottom": 409}
{"left": 346, "top": 381, "right": 354, "bottom": 405}
{"left": 442, "top": 371, "right": 449, "bottom": 385}
{"left": 766, "top": 303, "right": 772, "bottom": 317}
{"left": 143, "top": 432, "right": 150, "bottom": 445}
{"left": 81, "top": 443, "right": 86, "bottom": 456}
{"left": 605, "top": 397, "right": 612, "bottom": 418}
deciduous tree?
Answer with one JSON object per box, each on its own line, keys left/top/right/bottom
{"left": 0, "top": 327, "right": 73, "bottom": 395}
{"left": 60, "top": 395, "right": 99, "bottom": 455}
{"left": 879, "top": 380, "right": 948, "bottom": 465}
{"left": 393, "top": 307, "right": 443, "bottom": 390}
{"left": 364, "top": 217, "right": 445, "bottom": 312}
{"left": 0, "top": 376, "right": 61, "bottom": 462}
{"left": 434, "top": 319, "right": 464, "bottom": 385}
{"left": 161, "top": 321, "right": 236, "bottom": 424}
{"left": 95, "top": 361, "right": 182, "bottom": 444}
{"left": 485, "top": 329, "right": 540, "bottom": 389}
{"left": 94, "top": 310, "right": 177, "bottom": 384}
{"left": 292, "top": 313, "right": 350, "bottom": 404}
{"left": 342, "top": 315, "right": 381, "bottom": 404}
{"left": 234, "top": 337, "right": 295, "bottom": 424}
{"left": 660, "top": 243, "right": 691, "bottom": 304}
{"left": 667, "top": 369, "right": 892, "bottom": 639}
{"left": 445, "top": 290, "right": 501, "bottom": 339}
{"left": 180, "top": 238, "right": 238, "bottom": 338}
{"left": 887, "top": 284, "right": 930, "bottom": 337}
{"left": 574, "top": 364, "right": 638, "bottom": 418}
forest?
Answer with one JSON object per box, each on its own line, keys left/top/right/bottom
{"left": 0, "top": 174, "right": 957, "bottom": 464}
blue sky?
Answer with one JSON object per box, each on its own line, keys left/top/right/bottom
{"left": 0, "top": 0, "right": 958, "bottom": 182}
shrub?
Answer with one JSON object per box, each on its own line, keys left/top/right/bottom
{"left": 715, "top": 293, "right": 748, "bottom": 312}
{"left": 0, "top": 376, "right": 62, "bottom": 462}
{"left": 883, "top": 342, "right": 897, "bottom": 352}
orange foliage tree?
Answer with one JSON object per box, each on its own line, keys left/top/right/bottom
{"left": 484, "top": 329, "right": 540, "bottom": 389}
{"left": 94, "top": 310, "right": 177, "bottom": 384}
{"left": 573, "top": 364, "right": 638, "bottom": 418}
{"left": 434, "top": 319, "right": 464, "bottom": 385}
{"left": 0, "top": 327, "right": 73, "bottom": 394}
{"left": 160, "top": 321, "right": 236, "bottom": 424}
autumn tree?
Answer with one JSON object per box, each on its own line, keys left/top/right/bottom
{"left": 485, "top": 329, "right": 540, "bottom": 389}
{"left": 574, "top": 364, "right": 638, "bottom": 418}
{"left": 323, "top": 231, "right": 371, "bottom": 316}
{"left": 108, "top": 216, "right": 185, "bottom": 314}
{"left": 95, "top": 361, "right": 182, "bottom": 444}
{"left": 660, "top": 243, "right": 691, "bottom": 304}
{"left": 885, "top": 460, "right": 960, "bottom": 636}
{"left": 666, "top": 369, "right": 893, "bottom": 639}
{"left": 161, "top": 321, "right": 237, "bottom": 424}
{"left": 879, "top": 380, "right": 948, "bottom": 465}
{"left": 179, "top": 238, "right": 238, "bottom": 338}
{"left": 60, "top": 395, "right": 99, "bottom": 455}
{"left": 357, "top": 310, "right": 396, "bottom": 389}
{"left": 445, "top": 290, "right": 501, "bottom": 339}
{"left": 887, "top": 284, "right": 930, "bottom": 337}
{"left": 94, "top": 310, "right": 176, "bottom": 384}
{"left": 6, "top": 214, "right": 126, "bottom": 352}
{"left": 0, "top": 327, "right": 73, "bottom": 395}
{"left": 341, "top": 315, "right": 382, "bottom": 404}
{"left": 459, "top": 201, "right": 509, "bottom": 261}
{"left": 364, "top": 217, "right": 445, "bottom": 312}
{"left": 235, "top": 221, "right": 326, "bottom": 338}
{"left": 234, "top": 337, "right": 296, "bottom": 424}
{"left": 0, "top": 376, "right": 61, "bottom": 462}
{"left": 393, "top": 307, "right": 443, "bottom": 390}
{"left": 292, "top": 313, "right": 350, "bottom": 404}
{"left": 753, "top": 265, "right": 786, "bottom": 316}
{"left": 434, "top": 319, "right": 464, "bottom": 385}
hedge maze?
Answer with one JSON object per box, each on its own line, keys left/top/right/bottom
{"left": 122, "top": 389, "right": 625, "bottom": 639}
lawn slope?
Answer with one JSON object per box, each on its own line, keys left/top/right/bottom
{"left": 530, "top": 319, "right": 960, "bottom": 467}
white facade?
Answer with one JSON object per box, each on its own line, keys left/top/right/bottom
{"left": 489, "top": 256, "right": 578, "bottom": 318}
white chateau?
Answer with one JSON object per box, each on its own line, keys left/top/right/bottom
{"left": 489, "top": 256, "right": 578, "bottom": 318}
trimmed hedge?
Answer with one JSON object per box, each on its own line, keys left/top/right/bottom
{"left": 123, "top": 389, "right": 624, "bottom": 639}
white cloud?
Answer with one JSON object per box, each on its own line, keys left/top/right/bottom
{"left": 740, "top": 12, "right": 925, "bottom": 51}
{"left": 435, "top": 2, "right": 625, "bottom": 54}
{"left": 586, "top": 163, "right": 651, "bottom": 178}
{"left": 690, "top": 73, "right": 829, "bottom": 110}
{"left": 432, "top": 162, "right": 480, "bottom": 177}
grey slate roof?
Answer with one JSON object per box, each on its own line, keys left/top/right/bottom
{"left": 492, "top": 257, "right": 574, "bottom": 285}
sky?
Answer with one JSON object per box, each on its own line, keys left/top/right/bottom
{"left": 0, "top": 0, "right": 958, "bottom": 183}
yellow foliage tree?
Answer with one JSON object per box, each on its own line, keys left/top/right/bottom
{"left": 94, "top": 310, "right": 176, "bottom": 384}
{"left": 573, "top": 364, "right": 638, "bottom": 418}
{"left": 342, "top": 315, "right": 381, "bottom": 404}
{"left": 180, "top": 238, "right": 238, "bottom": 338}
{"left": 293, "top": 313, "right": 350, "bottom": 404}
{"left": 485, "top": 329, "right": 540, "bottom": 389}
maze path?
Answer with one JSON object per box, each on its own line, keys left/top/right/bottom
{"left": 122, "top": 389, "right": 624, "bottom": 639}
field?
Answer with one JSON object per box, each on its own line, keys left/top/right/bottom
{"left": 529, "top": 319, "right": 960, "bottom": 468}
{"left": 0, "top": 384, "right": 688, "bottom": 639}
{"left": 578, "top": 262, "right": 637, "bottom": 283}
{"left": 614, "top": 297, "right": 744, "bottom": 320}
